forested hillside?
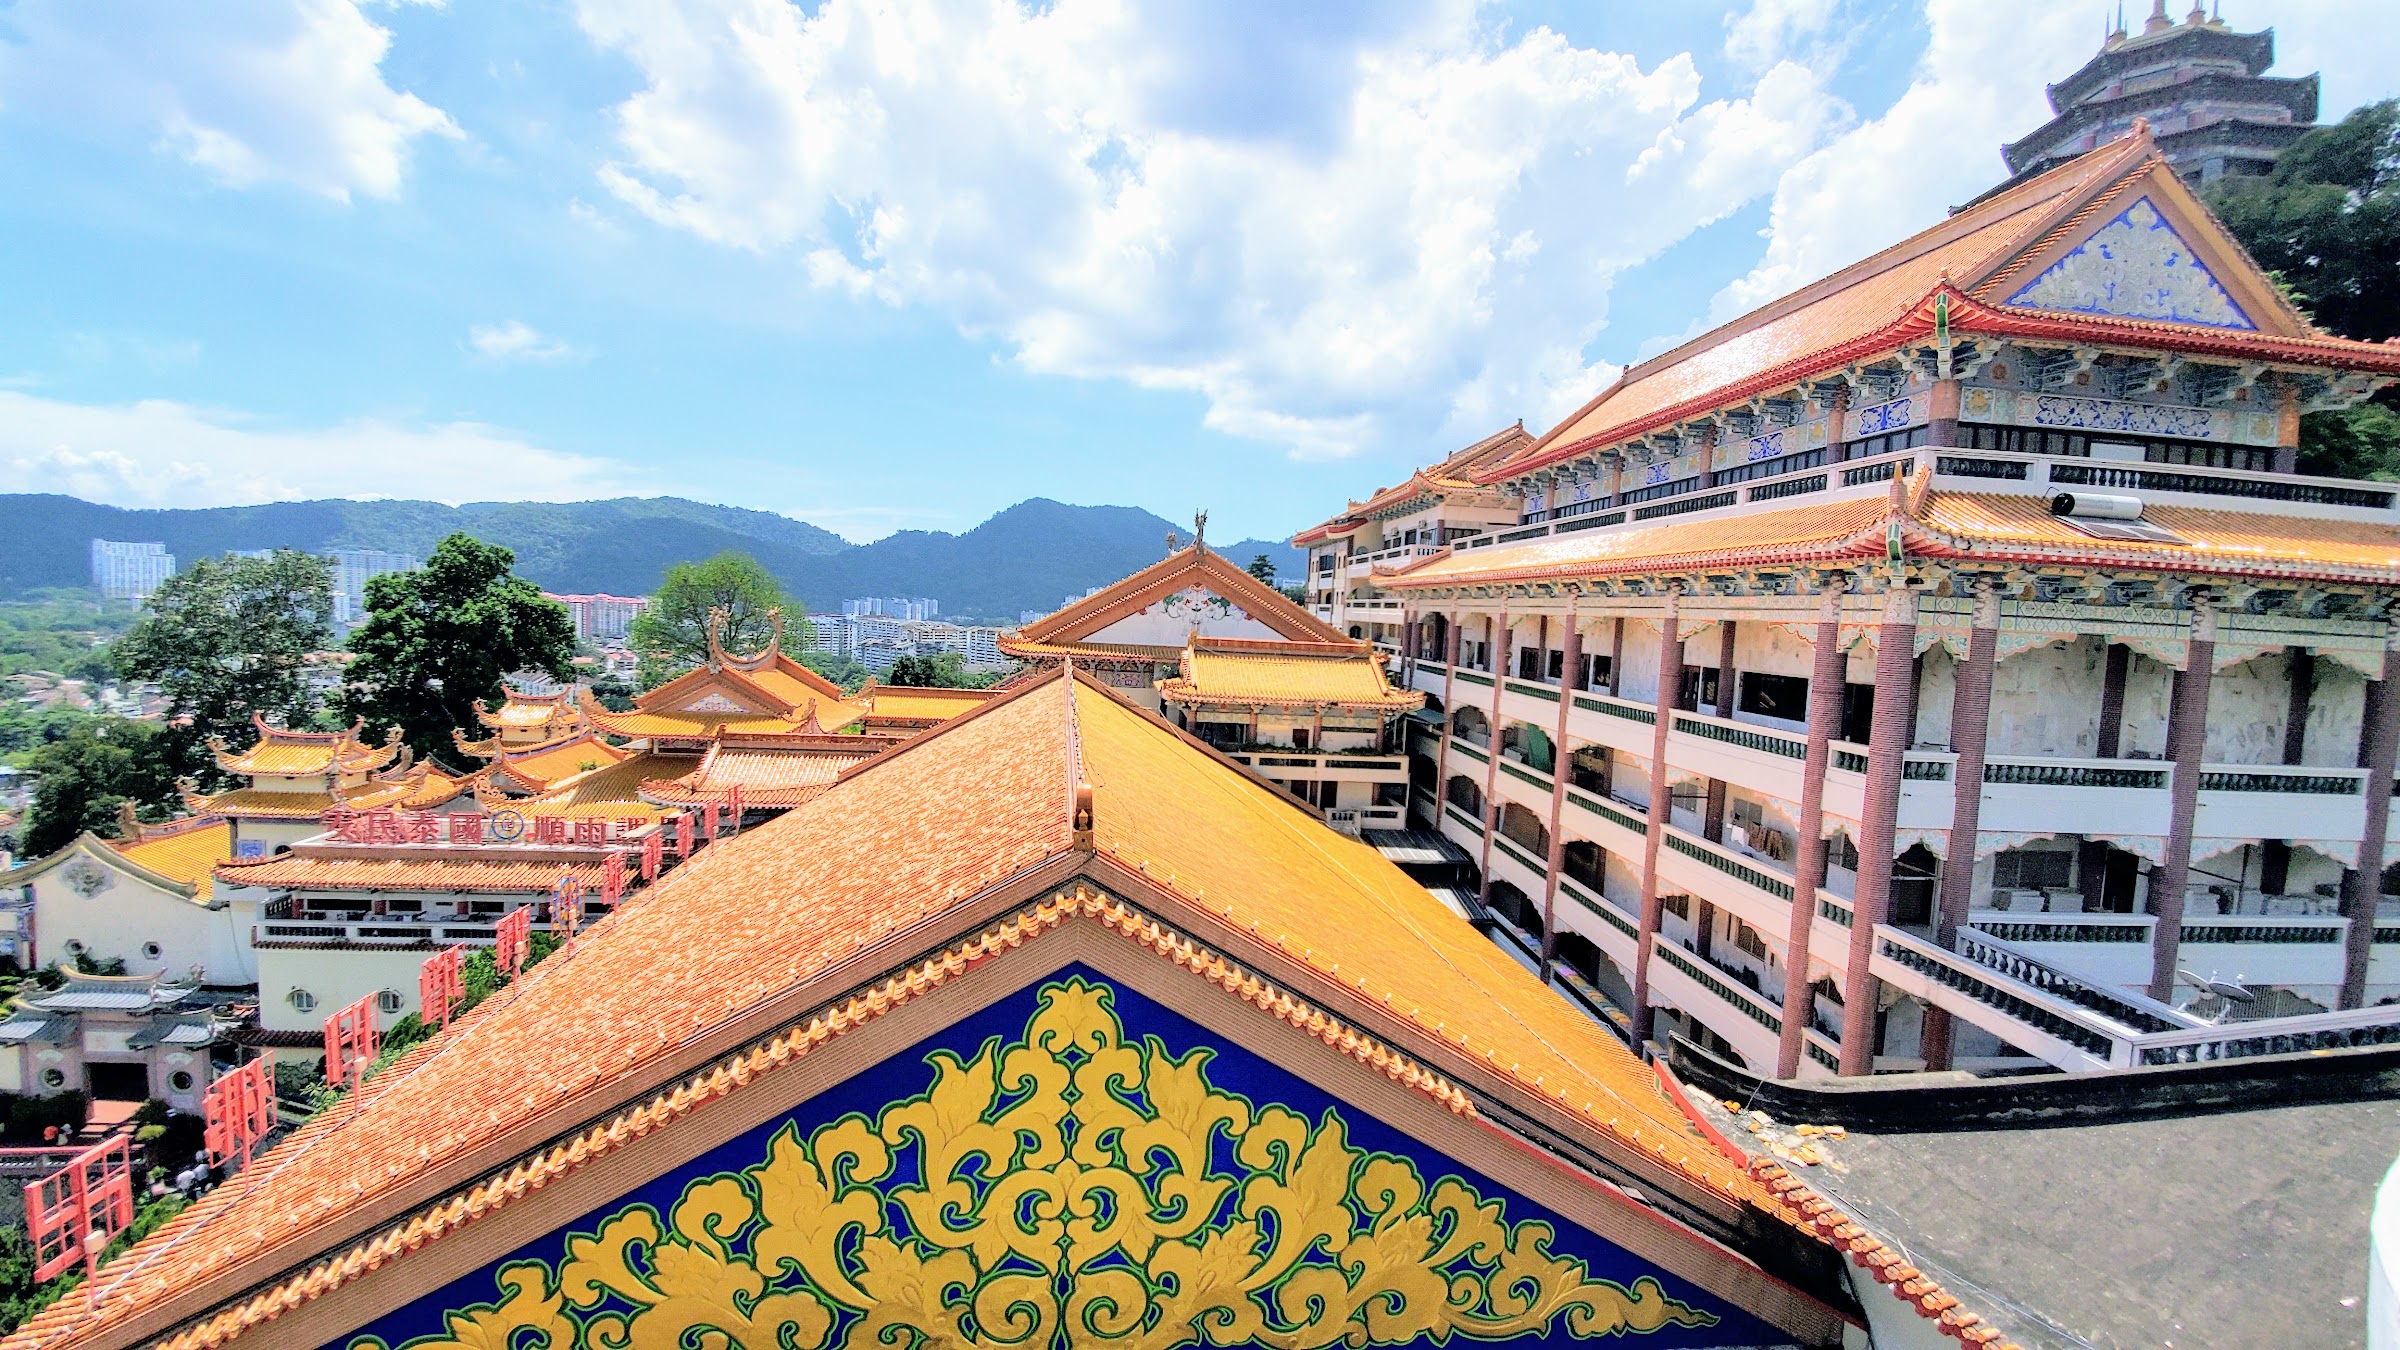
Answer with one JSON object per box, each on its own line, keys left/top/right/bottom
{"left": 0, "top": 495, "right": 1305, "bottom": 622}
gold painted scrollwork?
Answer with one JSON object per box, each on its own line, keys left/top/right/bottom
{"left": 357, "top": 978, "right": 1717, "bottom": 1350}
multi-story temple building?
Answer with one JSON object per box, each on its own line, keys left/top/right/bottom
{"left": 6, "top": 667, "right": 2023, "bottom": 1350}
{"left": 2003, "top": 1, "right": 2318, "bottom": 186}
{"left": 1007, "top": 543, "right": 1425, "bottom": 830}
{"left": 1303, "top": 128, "right": 2400, "bottom": 1080}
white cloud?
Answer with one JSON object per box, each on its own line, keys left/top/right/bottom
{"left": 467, "top": 320, "right": 581, "bottom": 363}
{"left": 573, "top": 0, "right": 1851, "bottom": 457}
{"left": 0, "top": 0, "right": 458, "bottom": 201}
{"left": 1724, "top": 0, "right": 1840, "bottom": 73}
{"left": 0, "top": 392, "right": 648, "bottom": 508}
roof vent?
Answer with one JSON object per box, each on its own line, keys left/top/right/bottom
{"left": 2047, "top": 491, "right": 2188, "bottom": 544}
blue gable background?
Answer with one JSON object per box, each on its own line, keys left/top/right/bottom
{"left": 348, "top": 969, "right": 1793, "bottom": 1350}
{"left": 2002, "top": 195, "right": 2256, "bottom": 331}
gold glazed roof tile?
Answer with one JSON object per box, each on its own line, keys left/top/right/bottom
{"left": 110, "top": 821, "right": 234, "bottom": 904}
{"left": 1156, "top": 639, "right": 1423, "bottom": 710}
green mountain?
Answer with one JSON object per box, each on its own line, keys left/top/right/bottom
{"left": 0, "top": 494, "right": 1306, "bottom": 623}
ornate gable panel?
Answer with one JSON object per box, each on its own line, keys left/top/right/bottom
{"left": 1086, "top": 587, "right": 1286, "bottom": 646}
{"left": 2001, "top": 196, "right": 2255, "bottom": 331}
{"left": 346, "top": 972, "right": 1782, "bottom": 1350}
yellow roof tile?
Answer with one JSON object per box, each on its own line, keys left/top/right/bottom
{"left": 1157, "top": 640, "right": 1423, "bottom": 710}
{"left": 112, "top": 821, "right": 233, "bottom": 903}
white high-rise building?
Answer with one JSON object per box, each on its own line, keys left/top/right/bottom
{"left": 328, "top": 549, "right": 419, "bottom": 626}
{"left": 90, "top": 540, "right": 176, "bottom": 601}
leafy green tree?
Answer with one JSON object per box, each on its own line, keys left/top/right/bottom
{"left": 2207, "top": 100, "right": 2400, "bottom": 343}
{"left": 17, "top": 718, "right": 179, "bottom": 857}
{"left": 2208, "top": 100, "right": 2400, "bottom": 478}
{"left": 628, "top": 552, "right": 814, "bottom": 689}
{"left": 342, "top": 534, "right": 577, "bottom": 768}
{"left": 1246, "top": 554, "right": 1278, "bottom": 586}
{"left": 111, "top": 551, "right": 335, "bottom": 781}
{"left": 884, "top": 651, "right": 1002, "bottom": 689}
{"left": 800, "top": 651, "right": 869, "bottom": 694}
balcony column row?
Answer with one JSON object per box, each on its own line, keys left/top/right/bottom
{"left": 2342, "top": 636, "right": 2400, "bottom": 1008}
{"left": 1775, "top": 580, "right": 1848, "bottom": 1078}
{"left": 1437, "top": 614, "right": 1462, "bottom": 830}
{"left": 1476, "top": 607, "right": 1510, "bottom": 909}
{"left": 2147, "top": 603, "right": 2216, "bottom": 1001}
{"left": 1539, "top": 616, "right": 1584, "bottom": 981}
{"left": 1920, "top": 581, "right": 1999, "bottom": 1072}
{"left": 1839, "top": 583, "right": 1918, "bottom": 1076}
{"left": 1629, "top": 588, "right": 1684, "bottom": 1048}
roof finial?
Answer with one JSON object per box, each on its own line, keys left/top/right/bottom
{"left": 1165, "top": 529, "right": 1179, "bottom": 557}
{"left": 1193, "top": 509, "right": 1209, "bottom": 553}
{"left": 705, "top": 606, "right": 730, "bottom": 668}
{"left": 2144, "top": 0, "right": 2170, "bottom": 33}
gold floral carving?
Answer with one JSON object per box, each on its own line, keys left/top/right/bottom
{"left": 356, "top": 978, "right": 1716, "bottom": 1350}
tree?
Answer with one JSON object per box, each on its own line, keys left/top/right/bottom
{"left": 800, "top": 650, "right": 869, "bottom": 694}
{"left": 342, "top": 534, "right": 577, "bottom": 768}
{"left": 628, "top": 552, "right": 814, "bottom": 689}
{"left": 17, "top": 718, "right": 179, "bottom": 858}
{"left": 110, "top": 551, "right": 335, "bottom": 781}
{"left": 2208, "top": 100, "right": 2400, "bottom": 478}
{"left": 885, "top": 651, "right": 1002, "bottom": 689}
{"left": 2207, "top": 100, "right": 2400, "bottom": 343}
{"left": 1246, "top": 554, "right": 1278, "bottom": 586}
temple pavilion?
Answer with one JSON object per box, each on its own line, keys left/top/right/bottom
{"left": 181, "top": 716, "right": 464, "bottom": 854}
{"left": 451, "top": 688, "right": 583, "bottom": 756}
{"left": 1, "top": 666, "right": 2014, "bottom": 1350}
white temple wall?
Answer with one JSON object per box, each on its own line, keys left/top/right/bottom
{"left": 2120, "top": 653, "right": 2174, "bottom": 760}
{"left": 1618, "top": 620, "right": 1665, "bottom": 704}
{"left": 2304, "top": 660, "right": 2368, "bottom": 768}
{"left": 1915, "top": 646, "right": 1957, "bottom": 749}
{"left": 1733, "top": 620, "right": 1813, "bottom": 679}
{"left": 2203, "top": 657, "right": 2291, "bottom": 765}
{"left": 1987, "top": 637, "right": 2107, "bottom": 758}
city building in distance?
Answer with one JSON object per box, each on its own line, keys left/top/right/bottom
{"left": 1303, "top": 125, "right": 2400, "bottom": 1083}
{"left": 542, "top": 591, "right": 648, "bottom": 643}
{"left": 328, "top": 548, "right": 418, "bottom": 627}
{"left": 2002, "top": 0, "right": 2317, "bottom": 187}
{"left": 842, "top": 594, "right": 939, "bottom": 620}
{"left": 88, "top": 539, "right": 175, "bottom": 600}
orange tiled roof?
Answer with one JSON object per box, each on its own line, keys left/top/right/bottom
{"left": 480, "top": 731, "right": 632, "bottom": 793}
{"left": 208, "top": 716, "right": 402, "bottom": 778}
{"left": 1009, "top": 544, "right": 1346, "bottom": 652}
{"left": 213, "top": 854, "right": 606, "bottom": 894}
{"left": 642, "top": 737, "right": 886, "bottom": 808}
{"left": 857, "top": 685, "right": 996, "bottom": 724}
{"left": 109, "top": 820, "right": 233, "bottom": 905}
{"left": 17, "top": 668, "right": 1782, "bottom": 1350}
{"left": 1378, "top": 471, "right": 2400, "bottom": 589}
{"left": 472, "top": 690, "right": 579, "bottom": 731}
{"left": 502, "top": 753, "right": 698, "bottom": 819}
{"left": 1156, "top": 638, "right": 1424, "bottom": 710}
{"left": 183, "top": 765, "right": 466, "bottom": 821}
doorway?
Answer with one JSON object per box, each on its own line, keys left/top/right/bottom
{"left": 86, "top": 1062, "right": 149, "bottom": 1102}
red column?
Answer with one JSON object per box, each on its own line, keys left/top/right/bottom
{"left": 1609, "top": 618, "right": 1627, "bottom": 696}
{"left": 1477, "top": 608, "right": 1509, "bottom": 908}
{"left": 1541, "top": 616, "right": 1584, "bottom": 979}
{"left": 1437, "top": 614, "right": 1462, "bottom": 825}
{"left": 1631, "top": 591, "right": 1683, "bottom": 1048}
{"left": 1776, "top": 581, "right": 1847, "bottom": 1079}
{"left": 2339, "top": 636, "right": 2399, "bottom": 1008}
{"left": 1824, "top": 385, "right": 1851, "bottom": 466}
{"left": 1839, "top": 584, "right": 1917, "bottom": 1076}
{"left": 1703, "top": 620, "right": 1736, "bottom": 842}
{"left": 1921, "top": 583, "right": 1999, "bottom": 1072}
{"left": 2148, "top": 607, "right": 2215, "bottom": 1001}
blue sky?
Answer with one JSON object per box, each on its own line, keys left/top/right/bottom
{"left": 1, "top": 0, "right": 2392, "bottom": 544}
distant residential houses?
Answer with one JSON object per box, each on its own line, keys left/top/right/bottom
{"left": 809, "top": 610, "right": 1008, "bottom": 674}
{"left": 542, "top": 592, "right": 648, "bottom": 644}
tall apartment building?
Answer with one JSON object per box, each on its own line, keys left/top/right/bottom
{"left": 543, "top": 592, "right": 648, "bottom": 643}
{"left": 842, "top": 596, "right": 940, "bottom": 621}
{"left": 329, "top": 549, "right": 419, "bottom": 626}
{"left": 89, "top": 540, "right": 176, "bottom": 600}
{"left": 2002, "top": 1, "right": 2317, "bottom": 187}
{"left": 1299, "top": 129, "right": 2400, "bottom": 1082}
